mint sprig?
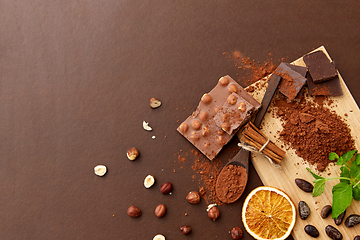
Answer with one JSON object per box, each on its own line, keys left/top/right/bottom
{"left": 306, "top": 150, "right": 360, "bottom": 219}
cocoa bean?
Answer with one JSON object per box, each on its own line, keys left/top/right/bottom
{"left": 345, "top": 214, "right": 360, "bottom": 228}
{"left": 325, "top": 225, "right": 342, "bottom": 240}
{"left": 295, "top": 178, "right": 314, "bottom": 192}
{"left": 334, "top": 210, "right": 346, "bottom": 225}
{"left": 304, "top": 225, "right": 319, "bottom": 238}
{"left": 320, "top": 205, "right": 332, "bottom": 219}
{"left": 298, "top": 201, "right": 310, "bottom": 220}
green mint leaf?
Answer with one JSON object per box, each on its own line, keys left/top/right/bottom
{"left": 306, "top": 168, "right": 325, "bottom": 180}
{"left": 340, "top": 166, "right": 351, "bottom": 184}
{"left": 329, "top": 152, "right": 339, "bottom": 161}
{"left": 332, "top": 182, "right": 353, "bottom": 218}
{"left": 350, "top": 161, "right": 360, "bottom": 181}
{"left": 313, "top": 179, "right": 326, "bottom": 197}
{"left": 342, "top": 150, "right": 357, "bottom": 163}
{"left": 354, "top": 171, "right": 360, "bottom": 181}
{"left": 356, "top": 154, "right": 360, "bottom": 165}
{"left": 353, "top": 184, "right": 360, "bottom": 201}
{"left": 336, "top": 156, "right": 345, "bottom": 166}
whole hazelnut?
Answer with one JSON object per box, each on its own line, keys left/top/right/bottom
{"left": 199, "top": 111, "right": 208, "bottom": 121}
{"left": 160, "top": 182, "right": 173, "bottom": 194}
{"left": 191, "top": 120, "right": 202, "bottom": 130}
{"left": 180, "top": 225, "right": 192, "bottom": 235}
{"left": 150, "top": 98, "right": 162, "bottom": 108}
{"left": 201, "top": 93, "right": 212, "bottom": 104}
{"left": 186, "top": 191, "right": 201, "bottom": 204}
{"left": 231, "top": 227, "right": 243, "bottom": 240}
{"left": 127, "top": 206, "right": 141, "bottom": 218}
{"left": 127, "top": 147, "right": 139, "bottom": 160}
{"left": 219, "top": 76, "right": 229, "bottom": 85}
{"left": 207, "top": 206, "right": 220, "bottom": 221}
{"left": 190, "top": 132, "right": 200, "bottom": 141}
{"left": 155, "top": 204, "right": 167, "bottom": 218}
{"left": 179, "top": 123, "right": 188, "bottom": 133}
{"left": 228, "top": 84, "right": 237, "bottom": 93}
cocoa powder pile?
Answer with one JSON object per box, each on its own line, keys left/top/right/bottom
{"left": 272, "top": 94, "right": 355, "bottom": 171}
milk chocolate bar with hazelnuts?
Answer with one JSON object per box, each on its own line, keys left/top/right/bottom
{"left": 177, "top": 75, "right": 261, "bottom": 160}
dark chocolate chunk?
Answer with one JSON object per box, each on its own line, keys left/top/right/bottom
{"left": 284, "top": 62, "right": 308, "bottom": 78}
{"left": 303, "top": 50, "right": 338, "bottom": 83}
{"left": 275, "top": 62, "right": 307, "bottom": 101}
{"left": 307, "top": 72, "right": 343, "bottom": 96}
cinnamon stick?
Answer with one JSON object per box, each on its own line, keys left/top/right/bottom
{"left": 240, "top": 122, "right": 285, "bottom": 163}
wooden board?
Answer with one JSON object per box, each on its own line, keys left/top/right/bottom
{"left": 241, "top": 46, "right": 360, "bottom": 239}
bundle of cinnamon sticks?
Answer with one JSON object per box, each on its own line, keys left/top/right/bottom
{"left": 240, "top": 122, "right": 285, "bottom": 163}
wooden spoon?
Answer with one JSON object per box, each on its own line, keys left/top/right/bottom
{"left": 215, "top": 74, "right": 282, "bottom": 204}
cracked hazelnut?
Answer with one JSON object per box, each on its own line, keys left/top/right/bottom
{"left": 186, "top": 191, "right": 201, "bottom": 204}
{"left": 155, "top": 204, "right": 167, "bottom": 218}
{"left": 144, "top": 175, "right": 155, "bottom": 188}
{"left": 127, "top": 147, "right": 139, "bottom": 160}
{"left": 153, "top": 234, "right": 165, "bottom": 240}
{"left": 94, "top": 165, "right": 107, "bottom": 176}
{"left": 202, "top": 127, "right": 209, "bottom": 137}
{"left": 207, "top": 206, "right": 220, "bottom": 221}
{"left": 143, "top": 120, "right": 152, "bottom": 131}
{"left": 180, "top": 225, "right": 192, "bottom": 235}
{"left": 227, "top": 94, "right": 237, "bottom": 105}
{"left": 127, "top": 206, "right": 141, "bottom": 218}
{"left": 160, "top": 182, "right": 173, "bottom": 194}
{"left": 150, "top": 98, "right": 162, "bottom": 108}
{"left": 222, "top": 122, "right": 230, "bottom": 132}
{"left": 231, "top": 227, "right": 243, "bottom": 239}
{"left": 238, "top": 102, "right": 246, "bottom": 112}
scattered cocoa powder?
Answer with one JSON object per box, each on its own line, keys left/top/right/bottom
{"left": 215, "top": 165, "right": 247, "bottom": 203}
{"left": 272, "top": 93, "right": 356, "bottom": 171}
{"left": 223, "top": 50, "right": 277, "bottom": 86}
{"left": 191, "top": 150, "right": 224, "bottom": 205}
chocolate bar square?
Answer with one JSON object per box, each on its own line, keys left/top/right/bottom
{"left": 177, "top": 75, "right": 261, "bottom": 160}
{"left": 213, "top": 93, "right": 255, "bottom": 135}
{"left": 275, "top": 62, "right": 307, "bottom": 101}
{"left": 303, "top": 50, "right": 337, "bottom": 83}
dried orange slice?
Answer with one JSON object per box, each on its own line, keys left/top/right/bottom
{"left": 242, "top": 186, "right": 296, "bottom": 240}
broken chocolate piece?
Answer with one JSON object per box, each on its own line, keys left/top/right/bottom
{"left": 303, "top": 50, "right": 338, "bottom": 83}
{"left": 284, "top": 63, "right": 308, "bottom": 78}
{"left": 307, "top": 73, "right": 343, "bottom": 96}
{"left": 274, "top": 62, "right": 307, "bottom": 101}
{"left": 177, "top": 75, "right": 261, "bottom": 160}
{"left": 213, "top": 93, "right": 255, "bottom": 135}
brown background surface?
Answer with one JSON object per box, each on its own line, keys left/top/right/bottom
{"left": 0, "top": 1, "right": 359, "bottom": 239}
